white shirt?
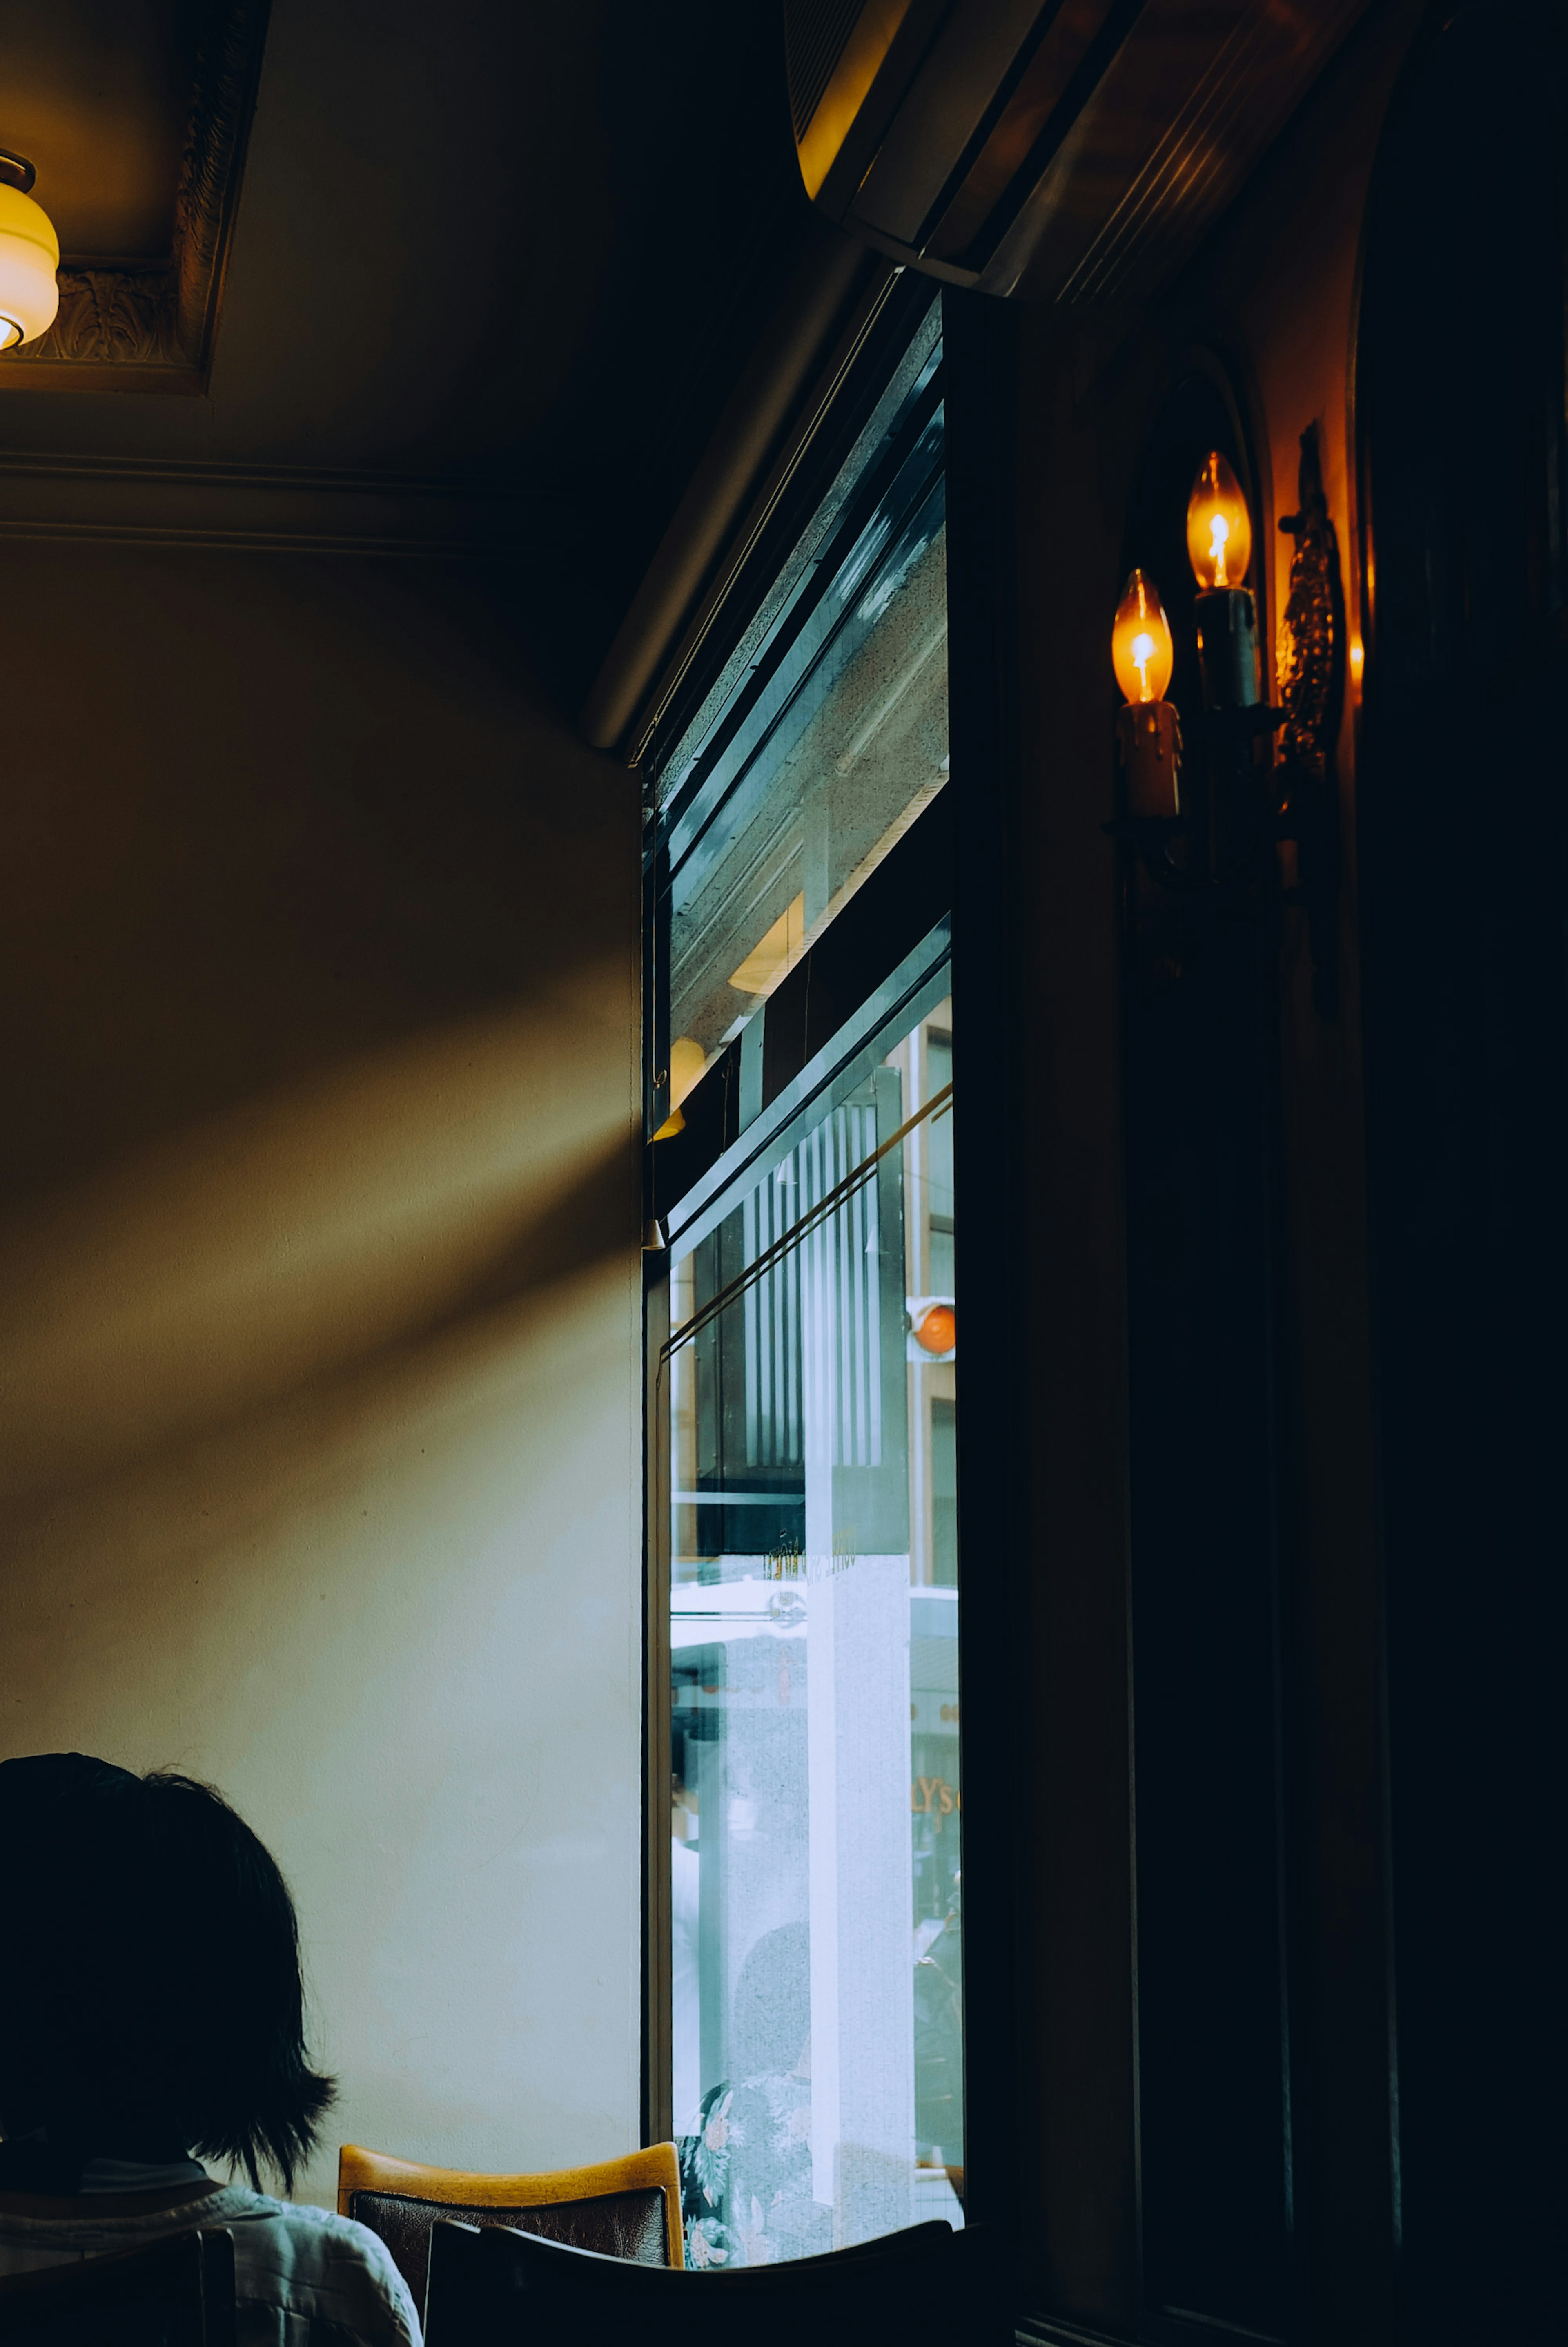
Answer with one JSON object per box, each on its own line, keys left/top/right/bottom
{"left": 0, "top": 2181, "right": 421, "bottom": 2347}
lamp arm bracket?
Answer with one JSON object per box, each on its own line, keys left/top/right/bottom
{"left": 1102, "top": 813, "right": 1220, "bottom": 896}
{"left": 1200, "top": 702, "right": 1287, "bottom": 743}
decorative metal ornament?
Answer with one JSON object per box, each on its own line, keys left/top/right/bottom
{"left": 1276, "top": 425, "right": 1345, "bottom": 1017}
{"left": 1278, "top": 425, "right": 1345, "bottom": 782}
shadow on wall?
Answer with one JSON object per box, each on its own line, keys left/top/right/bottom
{"left": 0, "top": 546, "right": 646, "bottom": 2200}
{"left": 0, "top": 1219, "right": 648, "bottom": 2211}
{"left": 0, "top": 987, "right": 640, "bottom": 1510}
{"left": 0, "top": 549, "right": 635, "bottom": 1194}
{"left": 0, "top": 547, "right": 641, "bottom": 1517}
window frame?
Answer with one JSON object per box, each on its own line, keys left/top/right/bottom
{"left": 639, "top": 289, "right": 962, "bottom": 2174}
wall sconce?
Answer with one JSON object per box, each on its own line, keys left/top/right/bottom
{"left": 0, "top": 151, "right": 59, "bottom": 350}
{"left": 1108, "top": 430, "right": 1344, "bottom": 1015}
{"left": 1112, "top": 570, "right": 1183, "bottom": 819}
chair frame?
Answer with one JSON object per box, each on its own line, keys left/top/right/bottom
{"left": 423, "top": 2214, "right": 993, "bottom": 2347}
{"left": 0, "top": 2226, "right": 235, "bottom": 2347}
{"left": 336, "top": 2142, "right": 684, "bottom": 2270}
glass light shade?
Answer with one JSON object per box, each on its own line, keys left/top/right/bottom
{"left": 650, "top": 1033, "right": 710, "bottom": 1141}
{"left": 1111, "top": 569, "right": 1174, "bottom": 704}
{"left": 1187, "top": 451, "right": 1252, "bottom": 589}
{"left": 0, "top": 185, "right": 60, "bottom": 347}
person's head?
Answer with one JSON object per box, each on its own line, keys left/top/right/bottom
{"left": 0, "top": 1754, "right": 334, "bottom": 2192}
{"left": 731, "top": 1921, "right": 811, "bottom": 2080}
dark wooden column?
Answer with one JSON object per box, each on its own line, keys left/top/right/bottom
{"left": 1357, "top": 8, "right": 1566, "bottom": 2338}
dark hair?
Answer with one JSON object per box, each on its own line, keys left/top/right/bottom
{"left": 0, "top": 1754, "right": 335, "bottom": 2193}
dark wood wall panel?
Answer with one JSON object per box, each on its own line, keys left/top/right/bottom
{"left": 1119, "top": 378, "right": 1297, "bottom": 2345}
{"left": 1357, "top": 7, "right": 1566, "bottom": 2338}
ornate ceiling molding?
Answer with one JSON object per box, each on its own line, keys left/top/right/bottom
{"left": 0, "top": 0, "right": 270, "bottom": 396}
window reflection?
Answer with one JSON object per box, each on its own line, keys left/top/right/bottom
{"left": 667, "top": 998, "right": 961, "bottom": 2266}
{"left": 656, "top": 306, "right": 947, "bottom": 1096}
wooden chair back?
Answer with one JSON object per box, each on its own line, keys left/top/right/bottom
{"left": 336, "top": 2142, "right": 682, "bottom": 2316}
{"left": 423, "top": 2213, "right": 1007, "bottom": 2347}
{"left": 0, "top": 2228, "right": 234, "bottom": 2347}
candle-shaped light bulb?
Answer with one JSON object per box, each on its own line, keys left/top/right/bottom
{"left": 1186, "top": 451, "right": 1252, "bottom": 589}
{"left": 1112, "top": 569, "right": 1174, "bottom": 704}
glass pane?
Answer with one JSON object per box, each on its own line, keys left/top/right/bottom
{"left": 657, "top": 321, "right": 948, "bottom": 1084}
{"left": 667, "top": 995, "right": 961, "bottom": 2267}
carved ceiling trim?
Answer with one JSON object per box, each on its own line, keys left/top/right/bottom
{"left": 0, "top": 0, "right": 270, "bottom": 396}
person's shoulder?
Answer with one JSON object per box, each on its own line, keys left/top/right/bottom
{"left": 219, "top": 2193, "right": 421, "bottom": 2347}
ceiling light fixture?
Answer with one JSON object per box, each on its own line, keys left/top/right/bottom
{"left": 0, "top": 149, "right": 60, "bottom": 352}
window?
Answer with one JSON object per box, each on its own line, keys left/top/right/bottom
{"left": 648, "top": 299, "right": 959, "bottom": 2269}
{"left": 650, "top": 302, "right": 946, "bottom": 1102}
{"left": 664, "top": 995, "right": 960, "bottom": 2267}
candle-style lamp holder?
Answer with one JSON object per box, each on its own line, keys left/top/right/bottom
{"left": 1194, "top": 583, "right": 1286, "bottom": 879}
{"left": 1108, "top": 708, "right": 1202, "bottom": 929}
{"left": 1115, "top": 697, "right": 1184, "bottom": 821}
{"left": 1106, "top": 568, "right": 1197, "bottom": 886}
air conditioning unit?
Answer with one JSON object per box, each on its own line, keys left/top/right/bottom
{"left": 785, "top": 0, "right": 1372, "bottom": 303}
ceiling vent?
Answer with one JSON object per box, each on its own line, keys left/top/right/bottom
{"left": 785, "top": 0, "right": 1372, "bottom": 302}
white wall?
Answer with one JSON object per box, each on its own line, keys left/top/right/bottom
{"left": 0, "top": 544, "right": 642, "bottom": 2209}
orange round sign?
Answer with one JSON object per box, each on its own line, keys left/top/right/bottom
{"left": 914, "top": 1303, "right": 956, "bottom": 1355}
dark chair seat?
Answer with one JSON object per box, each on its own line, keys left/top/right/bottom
{"left": 0, "top": 2228, "right": 234, "bottom": 2347}
{"left": 425, "top": 2212, "right": 1009, "bottom": 2347}
{"left": 350, "top": 2182, "right": 668, "bottom": 2308}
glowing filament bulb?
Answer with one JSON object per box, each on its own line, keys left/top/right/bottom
{"left": 1187, "top": 451, "right": 1252, "bottom": 590}
{"left": 1112, "top": 570, "right": 1174, "bottom": 705}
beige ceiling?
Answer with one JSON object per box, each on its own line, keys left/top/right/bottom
{"left": 1, "top": 0, "right": 200, "bottom": 259}
{"left": 0, "top": 0, "right": 624, "bottom": 452}
{"left": 0, "top": 0, "right": 806, "bottom": 694}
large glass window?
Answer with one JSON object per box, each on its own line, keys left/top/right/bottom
{"left": 653, "top": 303, "right": 947, "bottom": 1087}
{"left": 663, "top": 993, "right": 961, "bottom": 2267}
{"left": 648, "top": 291, "right": 958, "bottom": 2269}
